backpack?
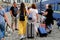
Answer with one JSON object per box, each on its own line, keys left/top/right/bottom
{"left": 19, "top": 12, "right": 26, "bottom": 21}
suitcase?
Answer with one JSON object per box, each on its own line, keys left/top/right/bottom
{"left": 38, "top": 24, "right": 47, "bottom": 37}
{"left": 57, "top": 19, "right": 60, "bottom": 29}
{"left": 27, "top": 22, "right": 34, "bottom": 38}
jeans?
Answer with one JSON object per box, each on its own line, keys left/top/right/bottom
{"left": 0, "top": 22, "right": 5, "bottom": 39}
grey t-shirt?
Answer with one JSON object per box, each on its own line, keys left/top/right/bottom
{"left": 0, "top": 9, "right": 5, "bottom": 23}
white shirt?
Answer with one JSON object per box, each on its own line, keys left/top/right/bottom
{"left": 29, "top": 8, "right": 38, "bottom": 20}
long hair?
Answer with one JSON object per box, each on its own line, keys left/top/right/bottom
{"left": 31, "top": 4, "right": 37, "bottom": 9}
{"left": 20, "top": 2, "right": 26, "bottom": 13}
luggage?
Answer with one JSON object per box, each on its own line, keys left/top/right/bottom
{"left": 38, "top": 24, "right": 47, "bottom": 37}
{"left": 57, "top": 18, "right": 60, "bottom": 29}
{"left": 57, "top": 18, "right": 60, "bottom": 26}
{"left": 27, "top": 22, "right": 34, "bottom": 38}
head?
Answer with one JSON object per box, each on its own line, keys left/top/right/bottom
{"left": 13, "top": 2, "right": 17, "bottom": 7}
{"left": 46, "top": 4, "right": 52, "bottom": 9}
{"left": 31, "top": 4, "right": 37, "bottom": 9}
{"left": 28, "top": 7, "right": 31, "bottom": 10}
{"left": 20, "top": 2, "right": 26, "bottom": 12}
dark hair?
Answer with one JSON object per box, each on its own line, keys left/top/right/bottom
{"left": 48, "top": 4, "right": 52, "bottom": 9}
{"left": 20, "top": 2, "right": 26, "bottom": 13}
{"left": 13, "top": 1, "right": 16, "bottom": 4}
{"left": 28, "top": 7, "right": 31, "bottom": 10}
{"left": 31, "top": 4, "right": 37, "bottom": 9}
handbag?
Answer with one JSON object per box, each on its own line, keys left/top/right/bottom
{"left": 28, "top": 17, "right": 32, "bottom": 20}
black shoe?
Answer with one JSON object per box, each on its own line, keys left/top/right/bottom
{"left": 20, "top": 38, "right": 23, "bottom": 40}
{"left": 48, "top": 30, "right": 52, "bottom": 34}
{"left": 36, "top": 32, "right": 39, "bottom": 37}
{"left": 15, "top": 28, "right": 18, "bottom": 30}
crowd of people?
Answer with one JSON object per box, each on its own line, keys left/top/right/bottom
{"left": 0, "top": 2, "right": 54, "bottom": 40}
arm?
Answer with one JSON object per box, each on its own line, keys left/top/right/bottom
{"left": 17, "top": 7, "right": 19, "bottom": 14}
{"left": 42, "top": 9, "right": 48, "bottom": 16}
{"left": 36, "top": 10, "right": 39, "bottom": 22}
{"left": 4, "top": 13, "right": 11, "bottom": 27}
{"left": 43, "top": 11, "right": 48, "bottom": 16}
{"left": 10, "top": 7, "right": 13, "bottom": 17}
{"left": 36, "top": 14, "right": 39, "bottom": 21}
{"left": 26, "top": 9, "right": 30, "bottom": 16}
{"left": 10, "top": 10, "right": 13, "bottom": 17}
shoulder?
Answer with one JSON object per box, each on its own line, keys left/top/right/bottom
{"left": 45, "top": 9, "right": 49, "bottom": 12}
{"left": 46, "top": 9, "right": 49, "bottom": 11}
{"left": 10, "top": 6, "right": 14, "bottom": 10}
{"left": 29, "top": 8, "right": 33, "bottom": 10}
{"left": 35, "top": 9, "right": 38, "bottom": 12}
{"left": 34, "top": 9, "right": 38, "bottom": 13}
{"left": 11, "top": 6, "right": 14, "bottom": 8}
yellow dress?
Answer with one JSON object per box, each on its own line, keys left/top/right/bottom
{"left": 18, "top": 16, "right": 27, "bottom": 35}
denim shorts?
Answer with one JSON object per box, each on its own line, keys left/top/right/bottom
{"left": 0, "top": 22, "right": 5, "bottom": 39}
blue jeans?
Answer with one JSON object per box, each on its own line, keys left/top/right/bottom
{"left": 47, "top": 24, "right": 52, "bottom": 30}
{"left": 0, "top": 22, "right": 5, "bottom": 39}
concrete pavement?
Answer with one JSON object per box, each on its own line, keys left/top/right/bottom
{"left": 5, "top": 12, "right": 60, "bottom": 40}
{"left": 5, "top": 21, "right": 60, "bottom": 40}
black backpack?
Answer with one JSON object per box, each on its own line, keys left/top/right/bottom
{"left": 19, "top": 12, "right": 26, "bottom": 21}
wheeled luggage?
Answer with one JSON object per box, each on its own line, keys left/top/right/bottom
{"left": 27, "top": 22, "right": 34, "bottom": 38}
{"left": 38, "top": 24, "right": 47, "bottom": 37}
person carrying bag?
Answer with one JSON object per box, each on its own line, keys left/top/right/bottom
{"left": 18, "top": 2, "right": 27, "bottom": 40}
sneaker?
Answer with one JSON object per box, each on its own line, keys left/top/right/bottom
{"left": 48, "top": 30, "right": 52, "bottom": 34}
{"left": 15, "top": 28, "right": 18, "bottom": 30}
{"left": 36, "top": 32, "right": 39, "bottom": 36}
{"left": 20, "top": 35, "right": 26, "bottom": 40}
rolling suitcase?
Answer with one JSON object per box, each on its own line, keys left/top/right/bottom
{"left": 27, "top": 22, "right": 34, "bottom": 38}
{"left": 38, "top": 24, "right": 47, "bottom": 37}
{"left": 57, "top": 18, "right": 60, "bottom": 29}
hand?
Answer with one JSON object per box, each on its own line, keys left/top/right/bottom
{"left": 7, "top": 23, "right": 11, "bottom": 28}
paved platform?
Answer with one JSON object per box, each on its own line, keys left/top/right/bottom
{"left": 5, "top": 12, "right": 60, "bottom": 40}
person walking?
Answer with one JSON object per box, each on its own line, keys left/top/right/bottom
{"left": 18, "top": 2, "right": 27, "bottom": 40}
{"left": 0, "top": 5, "right": 11, "bottom": 40}
{"left": 10, "top": 2, "right": 18, "bottom": 31}
{"left": 43, "top": 4, "right": 54, "bottom": 34}
{"left": 28, "top": 4, "right": 38, "bottom": 35}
